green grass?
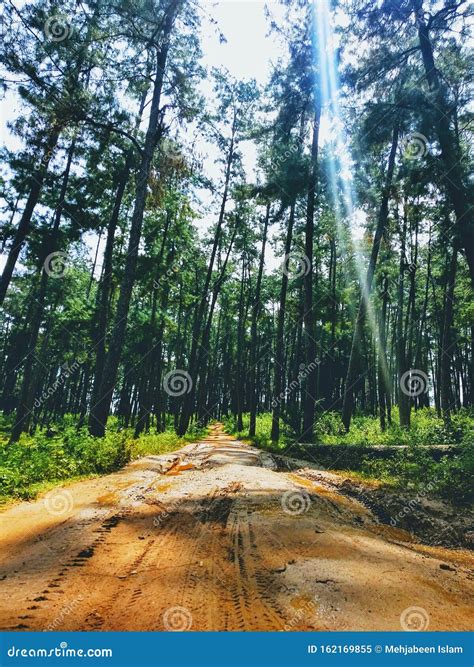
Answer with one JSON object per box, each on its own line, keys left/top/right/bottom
{"left": 224, "top": 410, "right": 474, "bottom": 505}
{"left": 0, "top": 415, "right": 206, "bottom": 503}
{"left": 360, "top": 442, "right": 474, "bottom": 505}
{"left": 315, "top": 409, "right": 474, "bottom": 502}
{"left": 312, "top": 407, "right": 473, "bottom": 447}
{"left": 2, "top": 408, "right": 472, "bottom": 506}
{"left": 224, "top": 408, "right": 473, "bottom": 448}
{"left": 222, "top": 412, "right": 293, "bottom": 451}
{"left": 224, "top": 407, "right": 474, "bottom": 449}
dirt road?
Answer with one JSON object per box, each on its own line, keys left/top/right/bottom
{"left": 0, "top": 424, "right": 472, "bottom": 631}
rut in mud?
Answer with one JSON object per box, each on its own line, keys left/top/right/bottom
{"left": 0, "top": 424, "right": 472, "bottom": 632}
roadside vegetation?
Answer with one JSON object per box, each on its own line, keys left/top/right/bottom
{"left": 224, "top": 408, "right": 473, "bottom": 448}
{"left": 0, "top": 415, "right": 205, "bottom": 503}
{"left": 225, "top": 411, "right": 473, "bottom": 505}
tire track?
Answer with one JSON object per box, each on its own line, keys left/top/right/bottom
{"left": 1, "top": 423, "right": 473, "bottom": 632}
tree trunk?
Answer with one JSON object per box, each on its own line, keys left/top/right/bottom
{"left": 0, "top": 125, "right": 61, "bottom": 305}
{"left": 271, "top": 201, "right": 296, "bottom": 442}
{"left": 89, "top": 2, "right": 180, "bottom": 436}
{"left": 440, "top": 244, "right": 458, "bottom": 423}
{"left": 89, "top": 157, "right": 132, "bottom": 417}
{"left": 378, "top": 275, "right": 391, "bottom": 430}
{"left": 249, "top": 204, "right": 270, "bottom": 437}
{"left": 397, "top": 204, "right": 411, "bottom": 429}
{"left": 235, "top": 257, "right": 247, "bottom": 432}
{"left": 177, "top": 120, "right": 236, "bottom": 436}
{"left": 302, "top": 105, "right": 321, "bottom": 439}
{"left": 341, "top": 123, "right": 399, "bottom": 431}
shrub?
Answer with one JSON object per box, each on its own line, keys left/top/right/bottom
{"left": 362, "top": 443, "right": 474, "bottom": 505}
{"left": 311, "top": 407, "right": 472, "bottom": 447}
{"left": 224, "top": 409, "right": 473, "bottom": 505}
{"left": 0, "top": 419, "right": 205, "bottom": 502}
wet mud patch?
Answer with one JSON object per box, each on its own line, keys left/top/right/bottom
{"left": 291, "top": 468, "right": 473, "bottom": 550}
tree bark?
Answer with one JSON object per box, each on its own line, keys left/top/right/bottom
{"left": 341, "top": 123, "right": 399, "bottom": 431}
{"left": 0, "top": 125, "right": 61, "bottom": 305}
{"left": 271, "top": 201, "right": 296, "bottom": 443}
{"left": 397, "top": 203, "right": 411, "bottom": 429}
{"left": 249, "top": 204, "right": 270, "bottom": 437}
{"left": 440, "top": 244, "right": 458, "bottom": 423}
{"left": 302, "top": 105, "right": 321, "bottom": 439}
{"left": 89, "top": 2, "right": 180, "bottom": 436}
{"left": 177, "top": 119, "right": 236, "bottom": 436}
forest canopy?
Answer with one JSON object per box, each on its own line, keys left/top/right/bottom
{"left": 0, "top": 0, "right": 472, "bottom": 500}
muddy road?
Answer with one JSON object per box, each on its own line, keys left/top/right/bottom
{"left": 0, "top": 424, "right": 472, "bottom": 631}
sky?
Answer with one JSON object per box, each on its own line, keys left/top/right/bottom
{"left": 193, "top": 0, "right": 363, "bottom": 257}
{"left": 192, "top": 1, "right": 287, "bottom": 272}
{"left": 199, "top": 0, "right": 284, "bottom": 178}
{"left": 201, "top": 1, "right": 283, "bottom": 81}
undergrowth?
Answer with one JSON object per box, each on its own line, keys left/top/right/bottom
{"left": 0, "top": 415, "right": 206, "bottom": 502}
{"left": 224, "top": 410, "right": 473, "bottom": 505}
